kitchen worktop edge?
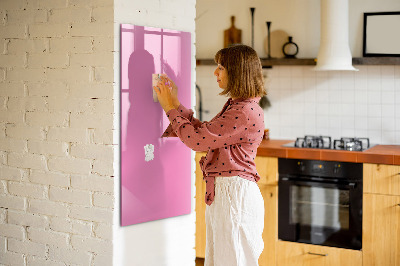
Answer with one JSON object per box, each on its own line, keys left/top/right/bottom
{"left": 195, "top": 140, "right": 400, "bottom": 165}
{"left": 256, "top": 139, "right": 400, "bottom": 165}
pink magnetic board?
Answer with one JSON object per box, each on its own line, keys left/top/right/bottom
{"left": 120, "top": 24, "right": 192, "bottom": 226}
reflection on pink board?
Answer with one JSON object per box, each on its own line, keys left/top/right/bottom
{"left": 120, "top": 24, "right": 192, "bottom": 226}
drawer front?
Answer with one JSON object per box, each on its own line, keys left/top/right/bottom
{"left": 364, "top": 164, "right": 400, "bottom": 196}
{"left": 277, "top": 241, "right": 362, "bottom": 266}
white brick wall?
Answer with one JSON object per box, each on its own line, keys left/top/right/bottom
{"left": 2, "top": 0, "right": 197, "bottom": 264}
{"left": 0, "top": 0, "right": 114, "bottom": 265}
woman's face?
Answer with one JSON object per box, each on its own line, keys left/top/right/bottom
{"left": 214, "top": 64, "right": 228, "bottom": 89}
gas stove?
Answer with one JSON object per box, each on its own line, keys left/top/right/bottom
{"left": 283, "top": 135, "right": 373, "bottom": 151}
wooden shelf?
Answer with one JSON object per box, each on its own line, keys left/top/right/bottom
{"left": 196, "top": 58, "right": 315, "bottom": 68}
{"left": 196, "top": 57, "right": 400, "bottom": 67}
{"left": 260, "top": 58, "right": 316, "bottom": 66}
{"left": 352, "top": 57, "right": 400, "bottom": 65}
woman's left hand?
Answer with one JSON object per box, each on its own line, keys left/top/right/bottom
{"left": 153, "top": 77, "right": 175, "bottom": 113}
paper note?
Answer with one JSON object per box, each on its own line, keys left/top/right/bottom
{"left": 152, "top": 74, "right": 160, "bottom": 102}
{"left": 144, "top": 144, "right": 154, "bottom": 162}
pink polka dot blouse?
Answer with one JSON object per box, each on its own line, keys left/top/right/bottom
{"left": 162, "top": 97, "right": 265, "bottom": 205}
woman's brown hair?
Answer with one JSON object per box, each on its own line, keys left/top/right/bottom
{"left": 214, "top": 44, "right": 266, "bottom": 99}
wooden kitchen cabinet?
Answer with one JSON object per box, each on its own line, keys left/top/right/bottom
{"left": 363, "top": 193, "right": 400, "bottom": 266}
{"left": 255, "top": 156, "right": 278, "bottom": 186}
{"left": 364, "top": 163, "right": 400, "bottom": 196}
{"left": 259, "top": 184, "right": 278, "bottom": 266}
{"left": 195, "top": 154, "right": 279, "bottom": 265}
{"left": 276, "top": 241, "right": 362, "bottom": 266}
{"left": 256, "top": 156, "right": 278, "bottom": 266}
{"left": 195, "top": 152, "right": 207, "bottom": 258}
{"left": 363, "top": 163, "right": 400, "bottom": 266}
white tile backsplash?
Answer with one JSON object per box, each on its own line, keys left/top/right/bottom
{"left": 304, "top": 102, "right": 316, "bottom": 115}
{"left": 368, "top": 117, "right": 382, "bottom": 131}
{"left": 382, "top": 105, "right": 395, "bottom": 118}
{"left": 341, "top": 104, "right": 355, "bottom": 116}
{"left": 367, "top": 77, "right": 381, "bottom": 91}
{"left": 355, "top": 104, "right": 368, "bottom": 117}
{"left": 396, "top": 105, "right": 400, "bottom": 117}
{"left": 316, "top": 89, "right": 329, "bottom": 103}
{"left": 342, "top": 116, "right": 355, "bottom": 129}
{"left": 381, "top": 66, "right": 395, "bottom": 77}
{"left": 382, "top": 117, "right": 396, "bottom": 131}
{"left": 196, "top": 65, "right": 400, "bottom": 144}
{"left": 383, "top": 131, "right": 396, "bottom": 144}
{"left": 367, "top": 91, "right": 381, "bottom": 105}
{"left": 396, "top": 88, "right": 400, "bottom": 104}
{"left": 395, "top": 66, "right": 400, "bottom": 78}
{"left": 382, "top": 79, "right": 395, "bottom": 91}
{"left": 367, "top": 104, "right": 382, "bottom": 118}
{"left": 355, "top": 117, "right": 368, "bottom": 130}
{"left": 315, "top": 103, "right": 328, "bottom": 116}
{"left": 382, "top": 90, "right": 395, "bottom": 104}
{"left": 341, "top": 89, "right": 355, "bottom": 104}
{"left": 316, "top": 115, "right": 330, "bottom": 129}
{"left": 329, "top": 89, "right": 342, "bottom": 103}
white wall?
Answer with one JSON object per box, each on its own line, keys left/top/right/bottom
{"left": 196, "top": 0, "right": 318, "bottom": 59}
{"left": 196, "top": 0, "right": 400, "bottom": 145}
{"left": 113, "top": 1, "right": 197, "bottom": 266}
{"left": 197, "top": 64, "right": 400, "bottom": 145}
{"left": 1, "top": 0, "right": 196, "bottom": 265}
{"left": 0, "top": 0, "right": 115, "bottom": 265}
{"left": 263, "top": 65, "right": 400, "bottom": 144}
{"left": 196, "top": 0, "right": 400, "bottom": 58}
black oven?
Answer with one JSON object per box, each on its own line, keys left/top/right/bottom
{"left": 278, "top": 158, "right": 363, "bottom": 250}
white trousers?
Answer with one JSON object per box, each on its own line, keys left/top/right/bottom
{"left": 205, "top": 176, "right": 264, "bottom": 266}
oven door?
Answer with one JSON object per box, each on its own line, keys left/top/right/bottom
{"left": 278, "top": 176, "right": 362, "bottom": 250}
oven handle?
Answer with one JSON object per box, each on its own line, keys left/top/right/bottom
{"left": 280, "top": 177, "right": 357, "bottom": 189}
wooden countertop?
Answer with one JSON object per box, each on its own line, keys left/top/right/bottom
{"left": 256, "top": 139, "right": 400, "bottom": 165}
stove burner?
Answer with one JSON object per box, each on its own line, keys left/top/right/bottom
{"left": 333, "top": 137, "right": 370, "bottom": 151}
{"left": 286, "top": 136, "right": 372, "bottom": 151}
{"left": 295, "top": 135, "right": 332, "bottom": 149}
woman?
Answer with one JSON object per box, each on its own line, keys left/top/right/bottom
{"left": 154, "top": 44, "right": 266, "bottom": 266}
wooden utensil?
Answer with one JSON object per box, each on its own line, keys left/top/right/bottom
{"left": 224, "top": 16, "right": 242, "bottom": 48}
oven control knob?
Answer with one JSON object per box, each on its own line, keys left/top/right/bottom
{"left": 334, "top": 164, "right": 341, "bottom": 174}
{"left": 298, "top": 161, "right": 305, "bottom": 171}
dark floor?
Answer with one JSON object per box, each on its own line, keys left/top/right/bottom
{"left": 195, "top": 257, "right": 205, "bottom": 266}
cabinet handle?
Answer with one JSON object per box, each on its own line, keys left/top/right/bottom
{"left": 307, "top": 252, "right": 328, "bottom": 256}
{"left": 397, "top": 204, "right": 400, "bottom": 207}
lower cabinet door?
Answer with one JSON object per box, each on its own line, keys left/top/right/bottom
{"left": 277, "top": 241, "right": 362, "bottom": 266}
{"left": 363, "top": 193, "right": 400, "bottom": 266}
{"left": 195, "top": 152, "right": 207, "bottom": 258}
{"left": 259, "top": 185, "right": 278, "bottom": 266}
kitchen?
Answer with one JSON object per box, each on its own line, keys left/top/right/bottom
{"left": 195, "top": 0, "right": 400, "bottom": 265}
{"left": 0, "top": 0, "right": 398, "bottom": 264}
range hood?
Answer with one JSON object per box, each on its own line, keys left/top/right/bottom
{"left": 314, "top": 0, "right": 358, "bottom": 71}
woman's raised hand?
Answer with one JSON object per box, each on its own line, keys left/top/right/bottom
{"left": 162, "top": 76, "right": 180, "bottom": 108}
{"left": 153, "top": 76, "right": 175, "bottom": 113}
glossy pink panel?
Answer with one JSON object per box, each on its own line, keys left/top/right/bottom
{"left": 120, "top": 24, "right": 192, "bottom": 226}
